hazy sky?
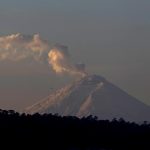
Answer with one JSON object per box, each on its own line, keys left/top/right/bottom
{"left": 0, "top": 0, "right": 150, "bottom": 111}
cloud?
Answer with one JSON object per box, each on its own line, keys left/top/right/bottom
{"left": 0, "top": 33, "right": 49, "bottom": 61}
{"left": 0, "top": 33, "right": 86, "bottom": 77}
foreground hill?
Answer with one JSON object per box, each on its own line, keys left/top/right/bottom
{"left": 0, "top": 109, "right": 150, "bottom": 150}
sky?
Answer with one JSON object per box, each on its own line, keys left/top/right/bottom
{"left": 0, "top": 0, "right": 150, "bottom": 111}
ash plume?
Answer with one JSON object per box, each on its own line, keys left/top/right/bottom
{"left": 0, "top": 33, "right": 87, "bottom": 77}
{"left": 0, "top": 33, "right": 49, "bottom": 61}
{"left": 48, "top": 44, "right": 86, "bottom": 77}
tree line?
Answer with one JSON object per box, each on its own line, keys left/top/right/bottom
{"left": 0, "top": 109, "right": 149, "bottom": 150}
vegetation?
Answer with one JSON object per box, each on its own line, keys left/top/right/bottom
{"left": 0, "top": 109, "right": 149, "bottom": 150}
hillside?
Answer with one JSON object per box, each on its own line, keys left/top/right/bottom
{"left": 0, "top": 110, "right": 150, "bottom": 150}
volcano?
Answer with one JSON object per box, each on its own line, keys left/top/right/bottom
{"left": 25, "top": 75, "right": 150, "bottom": 122}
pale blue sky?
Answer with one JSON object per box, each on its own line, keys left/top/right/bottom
{"left": 0, "top": 0, "right": 150, "bottom": 110}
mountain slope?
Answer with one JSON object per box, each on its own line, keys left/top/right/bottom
{"left": 25, "top": 75, "right": 150, "bottom": 122}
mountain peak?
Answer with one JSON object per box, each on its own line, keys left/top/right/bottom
{"left": 25, "top": 74, "right": 150, "bottom": 122}
{"left": 79, "top": 74, "right": 105, "bottom": 84}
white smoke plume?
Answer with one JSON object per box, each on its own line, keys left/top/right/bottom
{"left": 48, "top": 44, "right": 86, "bottom": 77}
{"left": 0, "top": 33, "right": 86, "bottom": 77}
{"left": 0, "top": 33, "right": 49, "bottom": 61}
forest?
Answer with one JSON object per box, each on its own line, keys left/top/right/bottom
{"left": 0, "top": 109, "right": 149, "bottom": 150}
